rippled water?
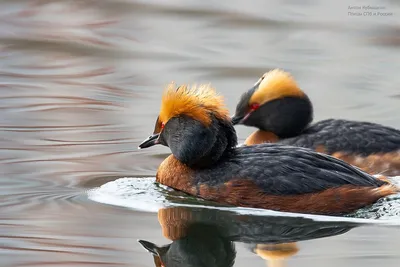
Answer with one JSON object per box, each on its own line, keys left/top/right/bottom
{"left": 88, "top": 177, "right": 400, "bottom": 221}
{"left": 1, "top": 1, "right": 400, "bottom": 266}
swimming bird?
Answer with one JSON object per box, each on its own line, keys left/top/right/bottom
{"left": 139, "top": 82, "right": 398, "bottom": 215}
{"left": 231, "top": 69, "right": 400, "bottom": 176}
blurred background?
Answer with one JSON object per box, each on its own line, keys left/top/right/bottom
{"left": 0, "top": 0, "right": 399, "bottom": 266}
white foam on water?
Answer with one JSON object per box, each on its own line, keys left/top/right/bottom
{"left": 88, "top": 177, "right": 167, "bottom": 213}
{"left": 88, "top": 176, "right": 400, "bottom": 225}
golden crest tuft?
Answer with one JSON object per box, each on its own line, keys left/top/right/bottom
{"left": 250, "top": 69, "right": 305, "bottom": 105}
{"left": 159, "top": 82, "right": 229, "bottom": 126}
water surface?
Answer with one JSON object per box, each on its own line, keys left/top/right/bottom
{"left": 1, "top": 1, "right": 400, "bottom": 266}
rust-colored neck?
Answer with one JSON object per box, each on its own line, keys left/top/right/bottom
{"left": 156, "top": 155, "right": 196, "bottom": 195}
{"left": 244, "top": 130, "right": 279, "bottom": 146}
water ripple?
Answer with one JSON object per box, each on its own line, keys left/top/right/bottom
{"left": 0, "top": 0, "right": 399, "bottom": 266}
{"left": 88, "top": 176, "right": 400, "bottom": 224}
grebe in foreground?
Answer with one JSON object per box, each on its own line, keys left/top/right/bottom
{"left": 139, "top": 83, "right": 398, "bottom": 215}
{"left": 232, "top": 69, "right": 400, "bottom": 176}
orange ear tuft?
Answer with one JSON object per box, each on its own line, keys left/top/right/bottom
{"left": 159, "top": 82, "right": 229, "bottom": 126}
{"left": 250, "top": 69, "right": 305, "bottom": 105}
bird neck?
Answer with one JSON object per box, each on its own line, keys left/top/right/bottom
{"left": 248, "top": 96, "right": 313, "bottom": 138}
{"left": 165, "top": 115, "right": 238, "bottom": 169}
{"left": 190, "top": 117, "right": 237, "bottom": 168}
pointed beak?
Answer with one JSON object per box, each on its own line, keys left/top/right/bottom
{"left": 138, "top": 134, "right": 160, "bottom": 149}
{"left": 138, "top": 240, "right": 160, "bottom": 256}
{"left": 232, "top": 82, "right": 260, "bottom": 125}
{"left": 231, "top": 115, "right": 242, "bottom": 125}
{"left": 231, "top": 112, "right": 252, "bottom": 125}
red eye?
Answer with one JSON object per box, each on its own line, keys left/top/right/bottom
{"left": 161, "top": 122, "right": 165, "bottom": 129}
{"left": 250, "top": 103, "right": 260, "bottom": 111}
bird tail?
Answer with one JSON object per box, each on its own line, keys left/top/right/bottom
{"left": 375, "top": 183, "right": 400, "bottom": 197}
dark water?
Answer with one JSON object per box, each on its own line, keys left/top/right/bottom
{"left": 1, "top": 1, "right": 400, "bottom": 266}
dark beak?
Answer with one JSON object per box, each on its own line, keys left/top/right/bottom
{"left": 138, "top": 134, "right": 160, "bottom": 149}
{"left": 138, "top": 240, "right": 160, "bottom": 256}
{"left": 232, "top": 82, "right": 260, "bottom": 125}
{"left": 231, "top": 115, "right": 243, "bottom": 125}
{"left": 232, "top": 111, "right": 253, "bottom": 125}
{"left": 138, "top": 239, "right": 170, "bottom": 258}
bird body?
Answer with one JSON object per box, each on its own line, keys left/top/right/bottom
{"left": 139, "top": 82, "right": 398, "bottom": 215}
{"left": 232, "top": 69, "right": 400, "bottom": 176}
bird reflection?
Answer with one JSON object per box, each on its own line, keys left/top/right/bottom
{"left": 139, "top": 222, "right": 235, "bottom": 267}
{"left": 250, "top": 243, "right": 299, "bottom": 267}
{"left": 139, "top": 207, "right": 360, "bottom": 267}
